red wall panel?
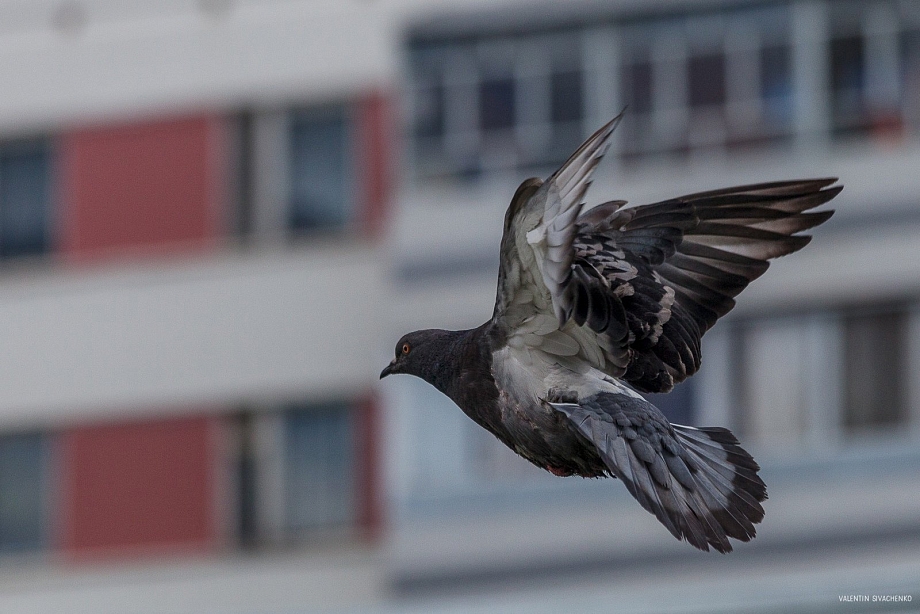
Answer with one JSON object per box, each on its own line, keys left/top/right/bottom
{"left": 355, "top": 92, "right": 393, "bottom": 240}
{"left": 60, "top": 415, "right": 218, "bottom": 559}
{"left": 60, "top": 116, "right": 224, "bottom": 261}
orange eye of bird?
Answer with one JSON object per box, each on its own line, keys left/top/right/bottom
{"left": 402, "top": 343, "right": 411, "bottom": 355}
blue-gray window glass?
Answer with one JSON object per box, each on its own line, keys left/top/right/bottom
{"left": 288, "top": 108, "right": 353, "bottom": 232}
{"left": 415, "top": 82, "right": 445, "bottom": 140}
{"left": 831, "top": 34, "right": 866, "bottom": 133}
{"left": 284, "top": 403, "right": 355, "bottom": 532}
{"left": 550, "top": 70, "right": 583, "bottom": 124}
{"left": 688, "top": 53, "right": 726, "bottom": 108}
{"left": 843, "top": 309, "right": 906, "bottom": 430}
{"left": 479, "top": 76, "right": 516, "bottom": 132}
{"left": 0, "top": 433, "right": 48, "bottom": 553}
{"left": 0, "top": 141, "right": 51, "bottom": 258}
{"left": 622, "top": 60, "right": 653, "bottom": 115}
{"left": 760, "top": 45, "right": 793, "bottom": 123}
{"left": 902, "top": 29, "right": 920, "bottom": 121}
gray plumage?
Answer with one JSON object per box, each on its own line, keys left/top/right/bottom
{"left": 381, "top": 114, "right": 841, "bottom": 553}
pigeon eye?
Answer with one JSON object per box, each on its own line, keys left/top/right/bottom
{"left": 402, "top": 343, "right": 411, "bottom": 355}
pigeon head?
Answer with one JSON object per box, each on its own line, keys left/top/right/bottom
{"left": 379, "top": 328, "right": 464, "bottom": 391}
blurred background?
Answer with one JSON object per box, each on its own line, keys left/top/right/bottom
{"left": 0, "top": 0, "right": 916, "bottom": 612}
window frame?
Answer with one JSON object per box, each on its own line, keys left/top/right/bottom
{"left": 229, "top": 401, "right": 363, "bottom": 549}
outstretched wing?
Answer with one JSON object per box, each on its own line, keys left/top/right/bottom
{"left": 552, "top": 391, "right": 767, "bottom": 553}
{"left": 492, "top": 115, "right": 840, "bottom": 387}
{"left": 572, "top": 178, "right": 841, "bottom": 392}
{"left": 492, "top": 114, "right": 628, "bottom": 373}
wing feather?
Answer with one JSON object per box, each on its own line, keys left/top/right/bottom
{"left": 491, "top": 114, "right": 840, "bottom": 392}
{"left": 493, "top": 113, "right": 625, "bottom": 371}
{"left": 571, "top": 179, "right": 841, "bottom": 392}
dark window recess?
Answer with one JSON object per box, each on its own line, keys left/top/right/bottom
{"left": 760, "top": 45, "right": 794, "bottom": 122}
{"left": 831, "top": 34, "right": 866, "bottom": 132}
{"left": 234, "top": 412, "right": 258, "bottom": 548}
{"left": 688, "top": 52, "right": 726, "bottom": 108}
{"left": 622, "top": 61, "right": 653, "bottom": 114}
{"left": 644, "top": 378, "right": 696, "bottom": 426}
{"left": 902, "top": 30, "right": 920, "bottom": 116}
{"left": 284, "top": 403, "right": 355, "bottom": 533}
{"left": 550, "top": 70, "right": 583, "bottom": 124}
{"left": 0, "top": 141, "right": 51, "bottom": 259}
{"left": 233, "top": 112, "right": 255, "bottom": 240}
{"left": 479, "top": 77, "right": 515, "bottom": 132}
{"left": 843, "top": 309, "right": 907, "bottom": 431}
{"left": 831, "top": 35, "right": 865, "bottom": 93}
{"left": 288, "top": 108, "right": 353, "bottom": 232}
{"left": 903, "top": 30, "right": 920, "bottom": 77}
{"left": 0, "top": 433, "right": 48, "bottom": 553}
{"left": 415, "top": 83, "right": 445, "bottom": 139}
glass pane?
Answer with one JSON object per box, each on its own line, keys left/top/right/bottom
{"left": 284, "top": 403, "right": 355, "bottom": 532}
{"left": 902, "top": 29, "right": 920, "bottom": 132}
{"left": 479, "top": 76, "right": 515, "bottom": 131}
{"left": 831, "top": 35, "right": 864, "bottom": 92}
{"left": 760, "top": 45, "right": 794, "bottom": 123}
{"left": 0, "top": 143, "right": 50, "bottom": 258}
{"left": 415, "top": 83, "right": 445, "bottom": 140}
{"left": 831, "top": 34, "right": 866, "bottom": 131}
{"left": 843, "top": 310, "right": 906, "bottom": 430}
{"left": 550, "top": 70, "right": 583, "bottom": 124}
{"left": 739, "top": 318, "right": 809, "bottom": 445}
{"left": 288, "top": 108, "right": 352, "bottom": 232}
{"left": 688, "top": 52, "right": 726, "bottom": 108}
{"left": 0, "top": 433, "right": 47, "bottom": 553}
{"left": 234, "top": 413, "right": 258, "bottom": 547}
{"left": 622, "top": 61, "right": 653, "bottom": 114}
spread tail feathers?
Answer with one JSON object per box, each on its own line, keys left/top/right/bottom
{"left": 668, "top": 424, "right": 767, "bottom": 552}
{"left": 556, "top": 393, "right": 767, "bottom": 553}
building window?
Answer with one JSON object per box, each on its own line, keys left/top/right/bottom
{"left": 479, "top": 76, "right": 516, "bottom": 133}
{"left": 232, "top": 402, "right": 360, "bottom": 546}
{"left": 288, "top": 107, "right": 354, "bottom": 233}
{"left": 409, "top": 32, "right": 586, "bottom": 180}
{"left": 283, "top": 403, "right": 356, "bottom": 533}
{"left": 736, "top": 316, "right": 811, "bottom": 447}
{"left": 830, "top": 33, "right": 867, "bottom": 135}
{"left": 901, "top": 28, "right": 920, "bottom": 135}
{"left": 0, "top": 432, "right": 49, "bottom": 553}
{"left": 240, "top": 100, "right": 376, "bottom": 242}
{"left": 828, "top": 1, "right": 918, "bottom": 141}
{"left": 688, "top": 52, "right": 726, "bottom": 109}
{"left": 0, "top": 140, "right": 51, "bottom": 259}
{"left": 550, "top": 70, "right": 583, "bottom": 125}
{"left": 619, "top": 6, "right": 793, "bottom": 161}
{"left": 842, "top": 307, "right": 907, "bottom": 432}
{"left": 414, "top": 81, "right": 446, "bottom": 141}
{"left": 622, "top": 59, "right": 653, "bottom": 115}
{"left": 760, "top": 45, "right": 793, "bottom": 124}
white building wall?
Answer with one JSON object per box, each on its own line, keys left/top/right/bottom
{"left": 0, "top": 244, "right": 385, "bottom": 428}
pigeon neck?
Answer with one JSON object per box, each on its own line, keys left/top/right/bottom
{"left": 415, "top": 327, "right": 479, "bottom": 397}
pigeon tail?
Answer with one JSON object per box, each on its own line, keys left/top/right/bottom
{"left": 554, "top": 391, "right": 766, "bottom": 553}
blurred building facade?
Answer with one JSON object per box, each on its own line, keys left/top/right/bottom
{"left": 0, "top": 0, "right": 917, "bottom": 612}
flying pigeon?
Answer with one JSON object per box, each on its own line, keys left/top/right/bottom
{"left": 380, "top": 114, "right": 841, "bottom": 552}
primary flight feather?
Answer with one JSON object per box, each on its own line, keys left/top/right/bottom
{"left": 381, "top": 114, "right": 841, "bottom": 552}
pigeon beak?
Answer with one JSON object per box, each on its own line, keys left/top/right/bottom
{"left": 380, "top": 360, "right": 397, "bottom": 379}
